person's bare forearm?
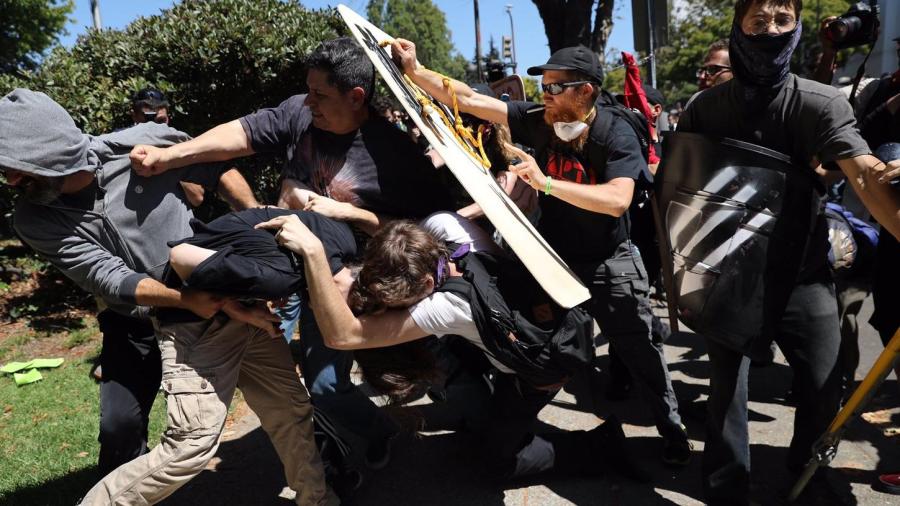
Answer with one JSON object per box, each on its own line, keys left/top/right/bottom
{"left": 301, "top": 245, "right": 366, "bottom": 348}
{"left": 546, "top": 178, "right": 634, "bottom": 217}
{"left": 407, "top": 66, "right": 508, "bottom": 125}
{"left": 840, "top": 155, "right": 900, "bottom": 240}
{"left": 216, "top": 168, "right": 259, "bottom": 210}
{"left": 134, "top": 277, "right": 192, "bottom": 308}
{"left": 457, "top": 202, "right": 485, "bottom": 220}
{"left": 346, "top": 207, "right": 391, "bottom": 236}
{"left": 408, "top": 66, "right": 474, "bottom": 111}
{"left": 166, "top": 120, "right": 254, "bottom": 169}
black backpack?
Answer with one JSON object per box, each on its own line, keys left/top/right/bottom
{"left": 588, "top": 90, "right": 652, "bottom": 168}
{"left": 436, "top": 246, "right": 595, "bottom": 388}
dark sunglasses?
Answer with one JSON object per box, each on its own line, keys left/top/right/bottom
{"left": 696, "top": 65, "right": 731, "bottom": 78}
{"left": 541, "top": 81, "right": 591, "bottom": 96}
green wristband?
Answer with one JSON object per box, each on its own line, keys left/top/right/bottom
{"left": 544, "top": 177, "right": 552, "bottom": 195}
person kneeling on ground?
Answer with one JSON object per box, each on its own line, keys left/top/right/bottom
{"left": 243, "top": 212, "right": 647, "bottom": 482}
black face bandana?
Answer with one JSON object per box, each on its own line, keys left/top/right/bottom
{"left": 729, "top": 21, "right": 802, "bottom": 92}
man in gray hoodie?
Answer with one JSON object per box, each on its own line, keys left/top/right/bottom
{"left": 0, "top": 89, "right": 335, "bottom": 505}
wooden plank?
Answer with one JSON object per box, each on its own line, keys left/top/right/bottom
{"left": 338, "top": 5, "right": 589, "bottom": 308}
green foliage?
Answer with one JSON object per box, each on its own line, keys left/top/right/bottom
{"left": 0, "top": 0, "right": 74, "bottom": 73}
{"left": 523, "top": 77, "right": 543, "bottom": 103}
{"left": 654, "top": 0, "right": 857, "bottom": 106}
{"left": 366, "top": 0, "right": 467, "bottom": 80}
{"left": 0, "top": 0, "right": 348, "bottom": 228}
{"left": 603, "top": 66, "right": 626, "bottom": 95}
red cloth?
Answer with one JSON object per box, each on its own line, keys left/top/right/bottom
{"left": 620, "top": 51, "right": 659, "bottom": 164}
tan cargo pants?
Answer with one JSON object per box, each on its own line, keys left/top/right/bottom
{"left": 79, "top": 314, "right": 337, "bottom": 506}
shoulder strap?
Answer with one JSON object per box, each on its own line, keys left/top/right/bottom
{"left": 436, "top": 250, "right": 516, "bottom": 353}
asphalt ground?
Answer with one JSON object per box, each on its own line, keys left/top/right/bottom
{"left": 162, "top": 297, "right": 900, "bottom": 506}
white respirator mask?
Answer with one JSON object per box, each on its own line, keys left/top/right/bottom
{"left": 553, "top": 107, "right": 595, "bottom": 142}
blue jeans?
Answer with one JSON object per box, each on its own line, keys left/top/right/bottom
{"left": 279, "top": 292, "right": 397, "bottom": 445}
{"left": 278, "top": 293, "right": 302, "bottom": 343}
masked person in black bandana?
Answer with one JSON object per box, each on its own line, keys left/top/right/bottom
{"left": 677, "top": 1, "right": 900, "bottom": 504}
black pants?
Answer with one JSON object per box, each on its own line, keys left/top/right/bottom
{"left": 871, "top": 231, "right": 900, "bottom": 345}
{"left": 575, "top": 241, "right": 683, "bottom": 439}
{"left": 426, "top": 341, "right": 596, "bottom": 479}
{"left": 702, "top": 267, "right": 842, "bottom": 505}
{"left": 96, "top": 310, "right": 162, "bottom": 475}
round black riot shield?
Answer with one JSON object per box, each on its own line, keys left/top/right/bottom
{"left": 655, "top": 132, "right": 820, "bottom": 359}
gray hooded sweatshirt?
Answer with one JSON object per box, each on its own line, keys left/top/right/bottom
{"left": 1, "top": 89, "right": 225, "bottom": 319}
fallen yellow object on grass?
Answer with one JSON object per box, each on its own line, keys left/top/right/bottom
{"left": 13, "top": 368, "right": 43, "bottom": 386}
{"left": 0, "top": 358, "right": 64, "bottom": 374}
{"left": 0, "top": 361, "right": 32, "bottom": 374}
{"left": 1, "top": 358, "right": 64, "bottom": 386}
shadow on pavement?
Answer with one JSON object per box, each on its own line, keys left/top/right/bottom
{"left": 0, "top": 465, "right": 100, "bottom": 506}
{"left": 162, "top": 426, "right": 291, "bottom": 505}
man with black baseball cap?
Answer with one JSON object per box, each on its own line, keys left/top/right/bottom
{"left": 131, "top": 87, "right": 170, "bottom": 125}
{"left": 527, "top": 45, "right": 605, "bottom": 82}
{"left": 394, "top": 40, "right": 691, "bottom": 468}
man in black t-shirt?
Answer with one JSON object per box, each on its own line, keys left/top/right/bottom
{"left": 394, "top": 41, "right": 691, "bottom": 466}
{"left": 129, "top": 37, "right": 454, "bottom": 469}
{"left": 677, "top": 1, "right": 900, "bottom": 504}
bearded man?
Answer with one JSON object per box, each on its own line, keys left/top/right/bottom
{"left": 395, "top": 42, "right": 691, "bottom": 466}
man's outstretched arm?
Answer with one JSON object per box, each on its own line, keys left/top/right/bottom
{"left": 392, "top": 39, "right": 509, "bottom": 126}
{"left": 131, "top": 120, "right": 253, "bottom": 176}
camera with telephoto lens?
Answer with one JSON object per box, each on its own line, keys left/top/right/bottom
{"left": 826, "top": 1, "right": 880, "bottom": 49}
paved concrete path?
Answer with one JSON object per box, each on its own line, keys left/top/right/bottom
{"left": 162, "top": 299, "right": 900, "bottom": 505}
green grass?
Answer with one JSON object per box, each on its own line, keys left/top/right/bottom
{"left": 64, "top": 320, "right": 100, "bottom": 349}
{"left": 0, "top": 358, "right": 167, "bottom": 505}
{"left": 0, "top": 333, "right": 36, "bottom": 363}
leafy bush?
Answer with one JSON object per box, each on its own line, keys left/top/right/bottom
{"left": 1, "top": 0, "right": 348, "bottom": 229}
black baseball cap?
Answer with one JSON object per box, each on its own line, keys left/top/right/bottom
{"left": 132, "top": 87, "right": 169, "bottom": 108}
{"left": 615, "top": 85, "right": 665, "bottom": 107}
{"left": 527, "top": 45, "right": 604, "bottom": 84}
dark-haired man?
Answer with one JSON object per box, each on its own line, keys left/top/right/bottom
{"left": 685, "top": 40, "right": 733, "bottom": 110}
{"left": 698, "top": 39, "right": 733, "bottom": 91}
{"left": 130, "top": 87, "right": 170, "bottom": 125}
{"left": 677, "top": 1, "right": 900, "bottom": 503}
{"left": 129, "top": 37, "right": 454, "bottom": 467}
{"left": 394, "top": 40, "right": 691, "bottom": 466}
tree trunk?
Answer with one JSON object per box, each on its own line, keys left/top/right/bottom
{"left": 532, "top": 0, "right": 615, "bottom": 56}
{"left": 592, "top": 0, "right": 615, "bottom": 56}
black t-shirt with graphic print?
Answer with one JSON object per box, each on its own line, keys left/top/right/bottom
{"left": 239, "top": 94, "right": 454, "bottom": 219}
{"left": 506, "top": 101, "right": 646, "bottom": 264}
